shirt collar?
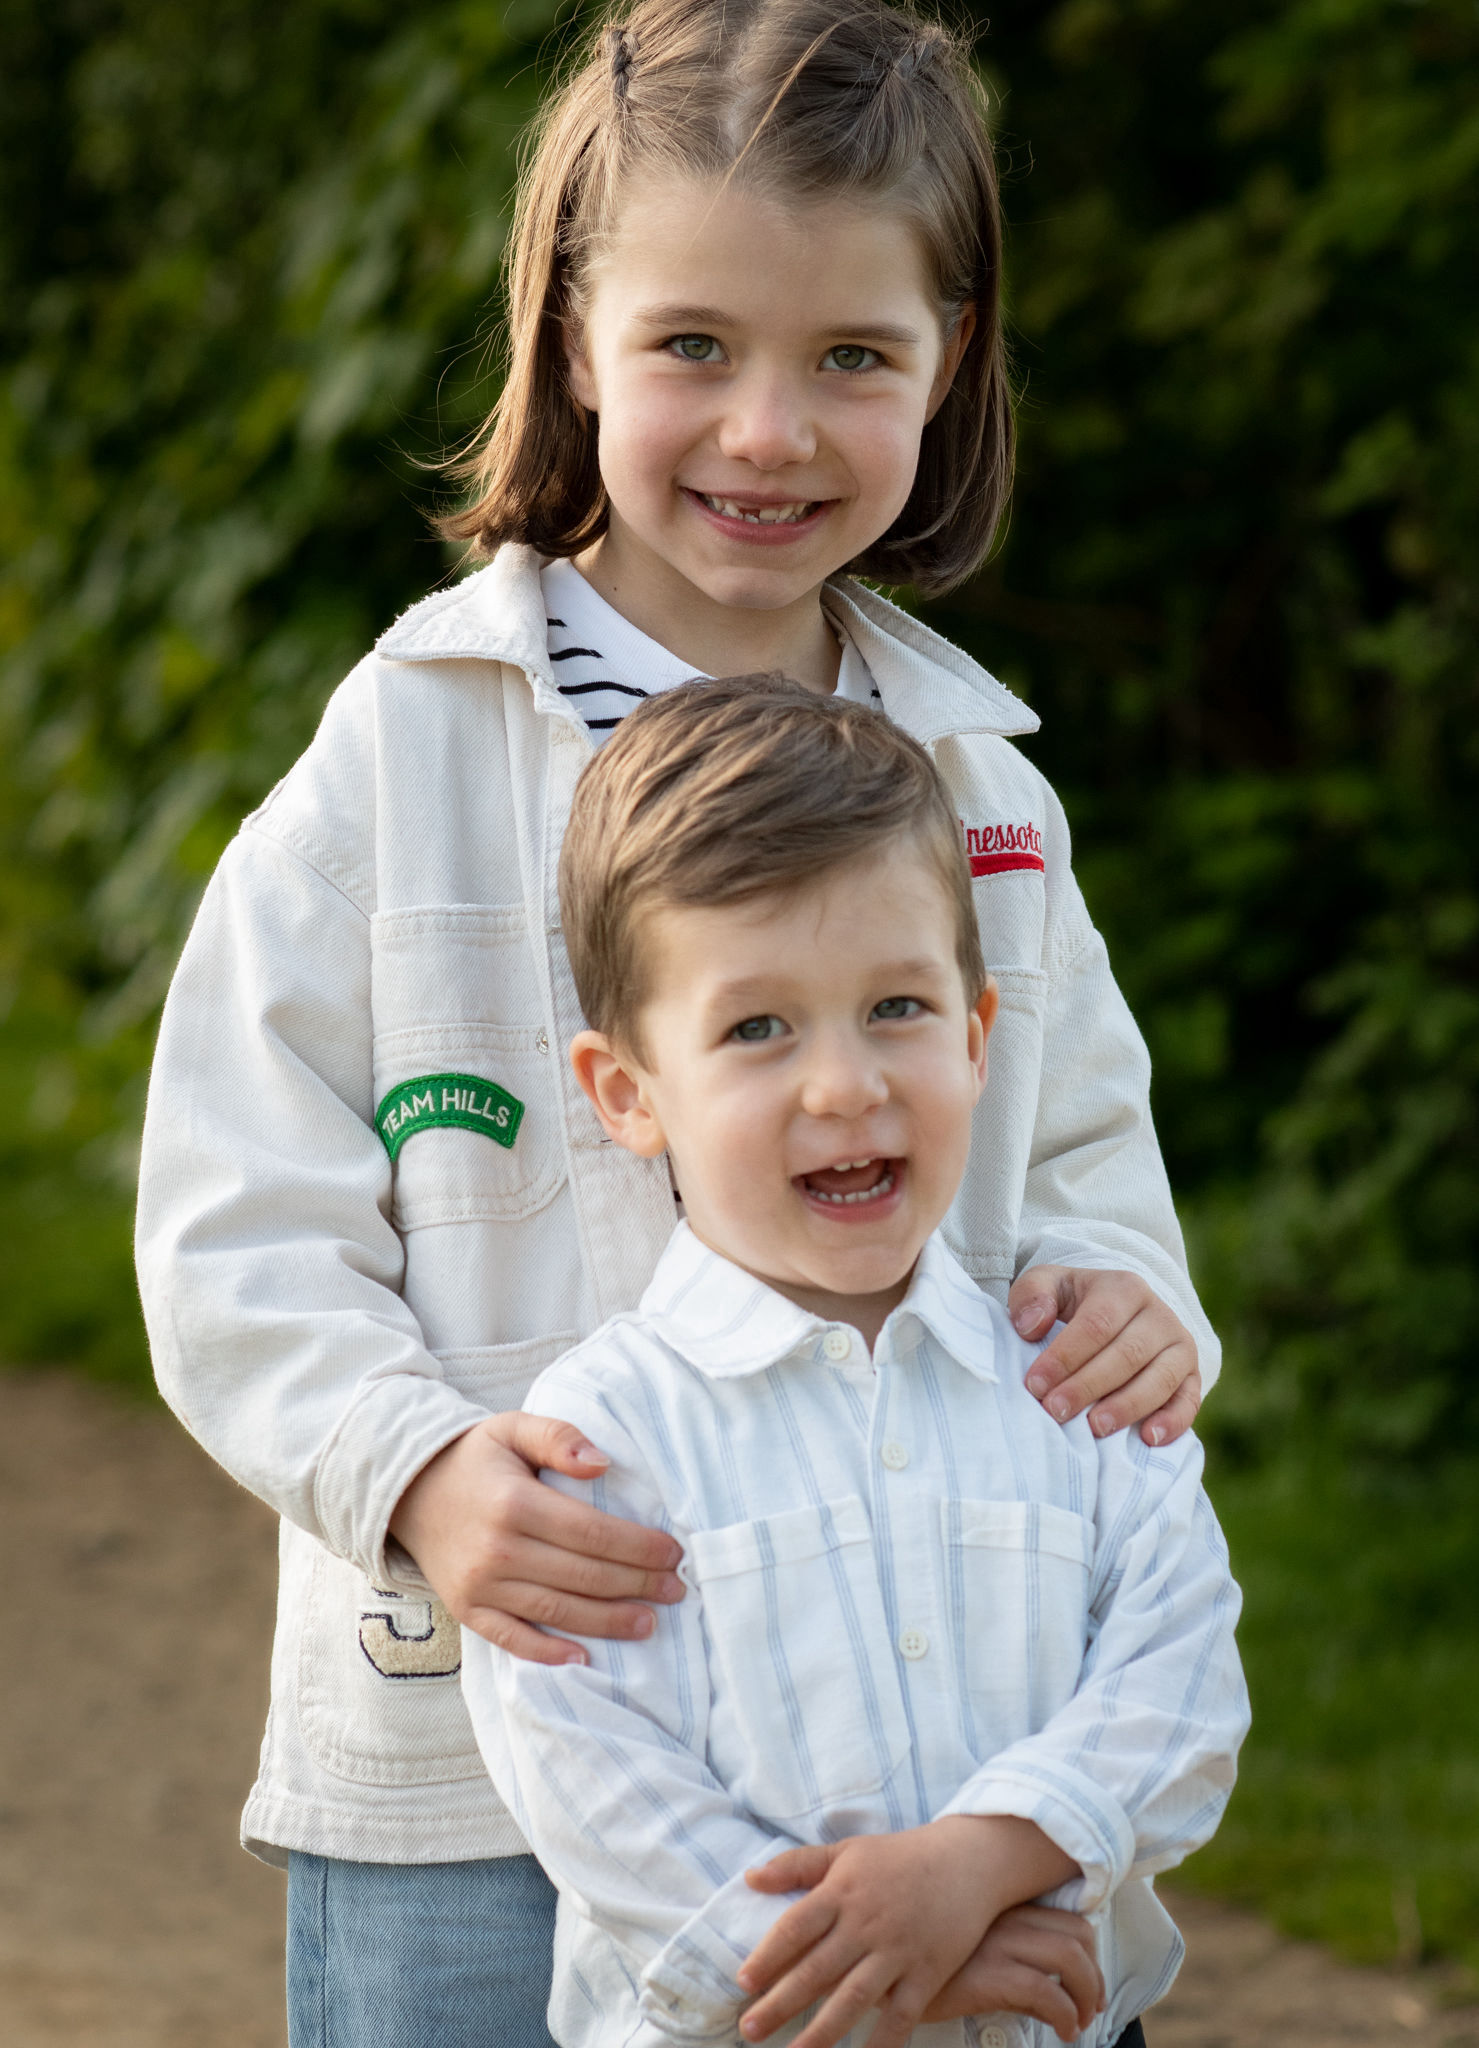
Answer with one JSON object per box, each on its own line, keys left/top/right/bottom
{"left": 373, "top": 546, "right": 1040, "bottom": 746}
{"left": 640, "top": 1222, "right": 1000, "bottom": 1384}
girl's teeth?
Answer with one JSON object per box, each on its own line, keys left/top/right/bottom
{"left": 812, "top": 1170, "right": 895, "bottom": 1206}
{"left": 702, "top": 495, "right": 812, "bottom": 524}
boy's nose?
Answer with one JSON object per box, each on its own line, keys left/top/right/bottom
{"left": 798, "top": 1041, "right": 889, "bottom": 1122}
{"left": 717, "top": 374, "right": 817, "bottom": 471}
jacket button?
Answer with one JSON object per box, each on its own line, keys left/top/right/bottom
{"left": 898, "top": 1626, "right": 929, "bottom": 1660}
{"left": 822, "top": 1329, "right": 852, "bottom": 1361}
{"left": 880, "top": 1439, "right": 909, "bottom": 1470}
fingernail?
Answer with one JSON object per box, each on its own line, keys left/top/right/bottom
{"left": 1146, "top": 1422, "right": 1166, "bottom": 1447}
{"left": 1048, "top": 1393, "right": 1072, "bottom": 1422}
{"left": 1025, "top": 1372, "right": 1049, "bottom": 1397}
{"left": 1090, "top": 1409, "right": 1114, "bottom": 1438}
{"left": 658, "top": 1573, "right": 685, "bottom": 1601}
{"left": 1012, "top": 1299, "right": 1050, "bottom": 1335}
{"left": 573, "top": 1442, "right": 609, "bottom": 1467}
{"left": 560, "top": 1646, "right": 588, "bottom": 1666}
{"left": 736, "top": 1970, "right": 754, "bottom": 1992}
{"left": 632, "top": 1609, "right": 655, "bottom": 1638}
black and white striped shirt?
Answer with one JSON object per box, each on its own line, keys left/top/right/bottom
{"left": 541, "top": 557, "right": 881, "bottom": 743}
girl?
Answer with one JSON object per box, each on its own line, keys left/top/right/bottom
{"left": 136, "top": 5, "right": 1213, "bottom": 2045}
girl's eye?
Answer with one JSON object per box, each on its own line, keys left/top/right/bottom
{"left": 669, "top": 334, "right": 723, "bottom": 363}
{"left": 730, "top": 1015, "right": 785, "bottom": 1043}
{"left": 872, "top": 996, "right": 922, "bottom": 1021}
{"left": 823, "top": 344, "right": 879, "bottom": 373}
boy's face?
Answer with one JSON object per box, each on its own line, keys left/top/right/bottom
{"left": 572, "top": 841, "right": 995, "bottom": 1336}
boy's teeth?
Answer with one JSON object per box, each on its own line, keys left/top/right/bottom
{"left": 811, "top": 1170, "right": 896, "bottom": 1206}
{"left": 702, "top": 495, "right": 813, "bottom": 524}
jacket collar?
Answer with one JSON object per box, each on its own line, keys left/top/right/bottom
{"left": 374, "top": 545, "right": 1038, "bottom": 744}
{"left": 640, "top": 1221, "right": 1000, "bottom": 1384}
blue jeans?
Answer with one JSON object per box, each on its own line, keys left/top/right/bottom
{"left": 287, "top": 1852, "right": 558, "bottom": 2048}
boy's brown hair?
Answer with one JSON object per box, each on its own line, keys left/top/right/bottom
{"left": 440, "top": 0, "right": 1011, "bottom": 597}
{"left": 558, "top": 675, "right": 987, "bottom": 1058}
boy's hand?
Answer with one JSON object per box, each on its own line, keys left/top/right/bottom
{"left": 1009, "top": 1265, "right": 1201, "bottom": 1446}
{"left": 920, "top": 1903, "right": 1104, "bottom": 2038}
{"left": 389, "top": 1414, "right": 684, "bottom": 1664}
{"left": 737, "top": 1817, "right": 1076, "bottom": 2048}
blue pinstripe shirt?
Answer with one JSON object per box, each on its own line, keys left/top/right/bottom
{"left": 462, "top": 1225, "right": 1248, "bottom": 2048}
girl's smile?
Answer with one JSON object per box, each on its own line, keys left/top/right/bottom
{"left": 565, "top": 174, "right": 971, "bottom": 689}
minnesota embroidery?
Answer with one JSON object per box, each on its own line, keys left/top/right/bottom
{"left": 961, "top": 820, "right": 1045, "bottom": 878}
{"left": 375, "top": 1073, "right": 525, "bottom": 1160}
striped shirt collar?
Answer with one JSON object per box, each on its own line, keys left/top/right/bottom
{"left": 375, "top": 544, "right": 1039, "bottom": 744}
{"left": 639, "top": 1221, "right": 1000, "bottom": 1384}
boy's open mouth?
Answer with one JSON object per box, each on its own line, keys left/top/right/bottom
{"left": 796, "top": 1156, "right": 898, "bottom": 1207}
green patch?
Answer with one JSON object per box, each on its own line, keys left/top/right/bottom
{"left": 375, "top": 1073, "right": 524, "bottom": 1161}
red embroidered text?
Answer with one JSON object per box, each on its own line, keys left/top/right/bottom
{"left": 961, "top": 820, "right": 1045, "bottom": 878}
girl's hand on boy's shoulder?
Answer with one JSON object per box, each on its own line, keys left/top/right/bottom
{"left": 389, "top": 1414, "right": 684, "bottom": 1664}
{"left": 1009, "top": 1266, "right": 1202, "bottom": 1448}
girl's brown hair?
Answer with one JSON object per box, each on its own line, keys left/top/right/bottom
{"left": 440, "top": 0, "right": 1012, "bottom": 597}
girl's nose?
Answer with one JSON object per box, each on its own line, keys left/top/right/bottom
{"left": 716, "top": 373, "right": 817, "bottom": 471}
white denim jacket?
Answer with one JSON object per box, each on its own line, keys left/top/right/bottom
{"left": 135, "top": 544, "right": 1219, "bottom": 1866}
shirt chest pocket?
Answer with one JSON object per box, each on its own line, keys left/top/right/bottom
{"left": 370, "top": 905, "right": 565, "bottom": 1229}
{"left": 942, "top": 1498, "right": 1094, "bottom": 1747}
{"left": 687, "top": 1495, "right": 911, "bottom": 1828}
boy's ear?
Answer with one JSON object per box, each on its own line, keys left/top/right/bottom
{"left": 569, "top": 1029, "right": 667, "bottom": 1158}
{"left": 967, "top": 975, "right": 998, "bottom": 1095}
{"left": 926, "top": 301, "right": 977, "bottom": 422}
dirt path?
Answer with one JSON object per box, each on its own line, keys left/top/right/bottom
{"left": 2, "top": 1369, "right": 1475, "bottom": 2047}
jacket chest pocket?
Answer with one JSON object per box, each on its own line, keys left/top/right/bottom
{"left": 370, "top": 905, "right": 564, "bottom": 1229}
{"left": 687, "top": 1495, "right": 911, "bottom": 1827}
{"left": 942, "top": 1498, "right": 1093, "bottom": 1746}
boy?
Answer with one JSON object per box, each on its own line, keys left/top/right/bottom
{"left": 460, "top": 677, "right": 1249, "bottom": 2048}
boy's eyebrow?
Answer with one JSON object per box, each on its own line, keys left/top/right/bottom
{"left": 706, "top": 958, "right": 952, "bottom": 1008}
{"left": 633, "top": 302, "right": 925, "bottom": 349}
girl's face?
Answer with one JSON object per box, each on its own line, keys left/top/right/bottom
{"left": 566, "top": 174, "right": 970, "bottom": 634}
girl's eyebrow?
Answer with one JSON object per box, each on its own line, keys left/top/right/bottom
{"left": 633, "top": 301, "right": 924, "bottom": 350}
{"left": 634, "top": 302, "right": 734, "bottom": 330}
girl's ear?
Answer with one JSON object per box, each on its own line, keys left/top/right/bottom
{"left": 925, "top": 301, "right": 977, "bottom": 423}
{"left": 570, "top": 1029, "right": 667, "bottom": 1157}
{"left": 564, "top": 322, "right": 599, "bottom": 415}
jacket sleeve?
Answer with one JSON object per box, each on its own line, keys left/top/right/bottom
{"left": 936, "top": 1427, "right": 1249, "bottom": 1908}
{"left": 1016, "top": 783, "right": 1221, "bottom": 1389}
{"left": 135, "top": 817, "right": 487, "bottom": 1588}
{"left": 461, "top": 1376, "right": 801, "bottom": 2045}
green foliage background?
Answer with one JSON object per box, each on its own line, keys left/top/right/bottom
{"left": 3, "top": 0, "right": 1476, "bottom": 1978}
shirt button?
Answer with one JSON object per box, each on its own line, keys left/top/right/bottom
{"left": 822, "top": 1329, "right": 852, "bottom": 1361}
{"left": 898, "top": 1626, "right": 929, "bottom": 1660}
{"left": 880, "top": 1440, "right": 909, "bottom": 1471}
{"left": 978, "top": 2029, "right": 1009, "bottom": 2048}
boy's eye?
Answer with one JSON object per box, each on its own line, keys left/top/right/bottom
{"left": 730, "top": 1015, "right": 785, "bottom": 1043}
{"left": 872, "top": 996, "right": 922, "bottom": 1021}
{"left": 669, "top": 334, "right": 723, "bottom": 363}
{"left": 823, "top": 344, "right": 879, "bottom": 372}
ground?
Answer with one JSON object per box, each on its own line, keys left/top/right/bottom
{"left": 2, "top": 1370, "right": 1476, "bottom": 2047}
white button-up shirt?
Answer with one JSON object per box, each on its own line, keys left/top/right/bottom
{"left": 462, "top": 1225, "right": 1249, "bottom": 2048}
